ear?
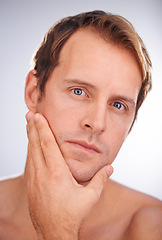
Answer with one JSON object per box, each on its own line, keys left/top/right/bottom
{"left": 25, "top": 70, "right": 40, "bottom": 112}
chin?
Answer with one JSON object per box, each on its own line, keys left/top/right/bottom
{"left": 71, "top": 170, "right": 93, "bottom": 185}
{"left": 65, "top": 158, "right": 98, "bottom": 184}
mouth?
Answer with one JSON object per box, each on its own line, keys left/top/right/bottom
{"left": 67, "top": 140, "right": 101, "bottom": 154}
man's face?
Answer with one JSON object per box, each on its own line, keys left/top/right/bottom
{"left": 35, "top": 29, "right": 142, "bottom": 184}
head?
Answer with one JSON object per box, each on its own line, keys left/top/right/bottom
{"left": 33, "top": 10, "right": 152, "bottom": 118}
{"left": 25, "top": 10, "right": 152, "bottom": 184}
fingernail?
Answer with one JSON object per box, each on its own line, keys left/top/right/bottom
{"left": 25, "top": 111, "right": 33, "bottom": 122}
{"left": 106, "top": 166, "right": 113, "bottom": 176}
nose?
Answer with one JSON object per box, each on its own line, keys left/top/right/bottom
{"left": 80, "top": 102, "right": 107, "bottom": 135}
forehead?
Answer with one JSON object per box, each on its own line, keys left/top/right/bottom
{"left": 56, "top": 28, "right": 142, "bottom": 90}
{"left": 47, "top": 29, "right": 142, "bottom": 101}
{"left": 59, "top": 27, "right": 139, "bottom": 65}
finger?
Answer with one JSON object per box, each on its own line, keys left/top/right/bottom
{"left": 33, "top": 113, "right": 66, "bottom": 169}
{"left": 26, "top": 111, "right": 46, "bottom": 171}
{"left": 87, "top": 165, "right": 113, "bottom": 197}
{"left": 26, "top": 143, "right": 35, "bottom": 184}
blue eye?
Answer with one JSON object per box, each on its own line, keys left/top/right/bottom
{"left": 113, "top": 102, "right": 124, "bottom": 110}
{"left": 72, "top": 88, "right": 86, "bottom": 96}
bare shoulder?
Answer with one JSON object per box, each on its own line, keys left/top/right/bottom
{"left": 0, "top": 175, "right": 22, "bottom": 203}
{"left": 109, "top": 179, "right": 161, "bottom": 207}
{"left": 0, "top": 175, "right": 25, "bottom": 215}
{"left": 0, "top": 176, "right": 14, "bottom": 205}
{"left": 127, "top": 204, "right": 162, "bottom": 240}
{"left": 106, "top": 180, "right": 162, "bottom": 239}
{"left": 0, "top": 176, "right": 18, "bottom": 217}
{"left": 110, "top": 180, "right": 162, "bottom": 239}
{"left": 0, "top": 175, "right": 23, "bottom": 232}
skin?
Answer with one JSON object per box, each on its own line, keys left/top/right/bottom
{"left": 31, "top": 28, "right": 141, "bottom": 184}
{"left": 0, "top": 28, "right": 161, "bottom": 239}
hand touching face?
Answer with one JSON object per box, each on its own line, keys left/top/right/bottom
{"left": 26, "top": 111, "right": 113, "bottom": 239}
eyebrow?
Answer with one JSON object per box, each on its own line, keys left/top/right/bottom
{"left": 62, "top": 79, "right": 96, "bottom": 90}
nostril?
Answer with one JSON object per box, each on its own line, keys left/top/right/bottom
{"left": 85, "top": 124, "right": 91, "bottom": 128}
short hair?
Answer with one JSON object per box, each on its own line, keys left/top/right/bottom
{"left": 33, "top": 10, "right": 152, "bottom": 116}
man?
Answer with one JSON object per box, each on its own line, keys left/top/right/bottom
{"left": 0, "top": 10, "right": 161, "bottom": 239}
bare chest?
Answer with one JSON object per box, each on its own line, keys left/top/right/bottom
{"left": 80, "top": 216, "right": 130, "bottom": 240}
{"left": 0, "top": 221, "right": 37, "bottom": 240}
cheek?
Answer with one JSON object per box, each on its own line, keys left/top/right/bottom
{"left": 40, "top": 100, "right": 80, "bottom": 137}
{"left": 111, "top": 112, "right": 134, "bottom": 139}
{"left": 105, "top": 120, "right": 131, "bottom": 162}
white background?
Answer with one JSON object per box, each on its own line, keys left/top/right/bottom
{"left": 0, "top": 0, "right": 162, "bottom": 199}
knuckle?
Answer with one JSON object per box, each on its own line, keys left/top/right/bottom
{"left": 34, "top": 169, "right": 45, "bottom": 186}
{"left": 88, "top": 187, "right": 100, "bottom": 200}
{"left": 97, "top": 172, "right": 107, "bottom": 183}
{"left": 32, "top": 139, "right": 41, "bottom": 149}
{"left": 40, "top": 138, "right": 53, "bottom": 149}
{"left": 49, "top": 166, "right": 64, "bottom": 181}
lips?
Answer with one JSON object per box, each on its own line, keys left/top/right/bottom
{"left": 67, "top": 140, "right": 101, "bottom": 154}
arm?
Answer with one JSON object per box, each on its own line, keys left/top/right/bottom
{"left": 26, "top": 111, "right": 113, "bottom": 240}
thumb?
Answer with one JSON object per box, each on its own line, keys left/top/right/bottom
{"left": 87, "top": 165, "right": 114, "bottom": 197}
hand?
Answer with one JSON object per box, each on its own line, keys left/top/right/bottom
{"left": 26, "top": 111, "right": 113, "bottom": 240}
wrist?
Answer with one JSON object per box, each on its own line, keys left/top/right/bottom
{"left": 52, "top": 224, "right": 79, "bottom": 240}
{"left": 37, "top": 223, "right": 79, "bottom": 240}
